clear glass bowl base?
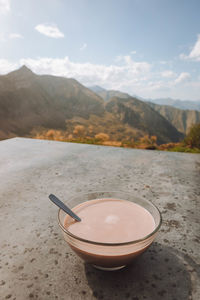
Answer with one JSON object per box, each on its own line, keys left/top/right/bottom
{"left": 93, "top": 264, "right": 126, "bottom": 271}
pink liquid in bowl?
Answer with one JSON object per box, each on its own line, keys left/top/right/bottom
{"left": 63, "top": 198, "right": 156, "bottom": 270}
{"left": 64, "top": 199, "right": 155, "bottom": 243}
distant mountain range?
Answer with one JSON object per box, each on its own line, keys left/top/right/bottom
{"left": 146, "top": 97, "right": 200, "bottom": 111}
{"left": 89, "top": 86, "right": 130, "bottom": 102}
{"left": 89, "top": 85, "right": 200, "bottom": 134}
{"left": 89, "top": 85, "right": 200, "bottom": 111}
{"left": 0, "top": 66, "right": 193, "bottom": 144}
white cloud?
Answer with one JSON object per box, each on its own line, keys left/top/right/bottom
{"left": 0, "top": 32, "right": 23, "bottom": 42}
{"left": 80, "top": 43, "right": 87, "bottom": 51}
{"left": 0, "top": 59, "right": 18, "bottom": 74}
{"left": 0, "top": 56, "right": 199, "bottom": 100}
{"left": 131, "top": 50, "right": 137, "bottom": 55}
{"left": 147, "top": 80, "right": 171, "bottom": 91}
{"left": 189, "top": 34, "right": 200, "bottom": 61}
{"left": 9, "top": 33, "right": 23, "bottom": 39}
{"left": 35, "top": 24, "right": 64, "bottom": 38}
{"left": 175, "top": 72, "right": 191, "bottom": 84}
{"left": 17, "top": 56, "right": 151, "bottom": 92}
{"left": 180, "top": 34, "right": 200, "bottom": 61}
{"left": 117, "top": 55, "right": 151, "bottom": 73}
{"left": 161, "top": 70, "right": 176, "bottom": 78}
{"left": 0, "top": 0, "right": 10, "bottom": 14}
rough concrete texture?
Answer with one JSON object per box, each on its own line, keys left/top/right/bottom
{"left": 0, "top": 137, "right": 200, "bottom": 300}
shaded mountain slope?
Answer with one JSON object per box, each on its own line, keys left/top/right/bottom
{"left": 0, "top": 66, "right": 104, "bottom": 137}
{"left": 148, "top": 102, "right": 200, "bottom": 134}
{"left": 106, "top": 97, "right": 184, "bottom": 144}
{"left": 89, "top": 85, "right": 199, "bottom": 138}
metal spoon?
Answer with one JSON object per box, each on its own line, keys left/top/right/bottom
{"left": 49, "top": 194, "right": 81, "bottom": 222}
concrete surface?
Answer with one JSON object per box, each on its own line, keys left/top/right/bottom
{"left": 0, "top": 137, "right": 200, "bottom": 300}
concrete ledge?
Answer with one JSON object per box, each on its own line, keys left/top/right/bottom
{"left": 0, "top": 138, "right": 200, "bottom": 299}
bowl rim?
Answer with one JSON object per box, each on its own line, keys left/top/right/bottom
{"left": 57, "top": 191, "right": 162, "bottom": 246}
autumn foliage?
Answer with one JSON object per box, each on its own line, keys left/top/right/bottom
{"left": 31, "top": 122, "right": 200, "bottom": 153}
{"left": 183, "top": 123, "right": 200, "bottom": 149}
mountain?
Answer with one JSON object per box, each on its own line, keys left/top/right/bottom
{"left": 89, "top": 85, "right": 200, "bottom": 137}
{"left": 89, "top": 86, "right": 130, "bottom": 101}
{"left": 106, "top": 97, "right": 183, "bottom": 144}
{"left": 89, "top": 85, "right": 107, "bottom": 94}
{"left": 89, "top": 86, "right": 200, "bottom": 111}
{"left": 0, "top": 66, "right": 183, "bottom": 144}
{"left": 148, "top": 102, "right": 200, "bottom": 134}
{"left": 0, "top": 66, "right": 104, "bottom": 139}
{"left": 146, "top": 97, "right": 200, "bottom": 111}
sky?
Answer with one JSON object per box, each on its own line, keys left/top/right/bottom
{"left": 0, "top": 0, "right": 200, "bottom": 100}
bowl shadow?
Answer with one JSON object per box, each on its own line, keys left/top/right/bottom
{"left": 84, "top": 242, "right": 200, "bottom": 300}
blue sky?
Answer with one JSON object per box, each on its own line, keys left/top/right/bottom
{"left": 0, "top": 0, "right": 200, "bottom": 100}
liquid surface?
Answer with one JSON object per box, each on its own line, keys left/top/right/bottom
{"left": 64, "top": 199, "right": 155, "bottom": 243}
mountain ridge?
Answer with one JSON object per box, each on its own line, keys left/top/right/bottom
{"left": 0, "top": 66, "right": 184, "bottom": 144}
{"left": 106, "top": 96, "right": 183, "bottom": 144}
{"left": 0, "top": 66, "right": 105, "bottom": 138}
{"left": 146, "top": 97, "right": 200, "bottom": 111}
{"left": 88, "top": 85, "right": 200, "bottom": 135}
{"left": 148, "top": 102, "right": 200, "bottom": 134}
{"left": 89, "top": 85, "right": 130, "bottom": 102}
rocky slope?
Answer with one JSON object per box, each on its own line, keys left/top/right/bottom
{"left": 148, "top": 102, "right": 200, "bottom": 134}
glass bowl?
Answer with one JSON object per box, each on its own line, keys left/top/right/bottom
{"left": 58, "top": 191, "right": 162, "bottom": 271}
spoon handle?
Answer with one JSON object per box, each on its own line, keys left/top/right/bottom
{"left": 49, "top": 194, "right": 81, "bottom": 222}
